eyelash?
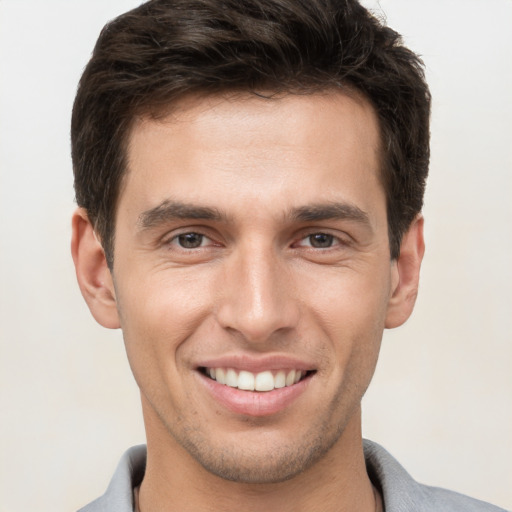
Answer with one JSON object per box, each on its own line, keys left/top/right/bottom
{"left": 166, "top": 231, "right": 215, "bottom": 250}
{"left": 294, "top": 232, "right": 347, "bottom": 250}
{"left": 164, "top": 230, "right": 349, "bottom": 251}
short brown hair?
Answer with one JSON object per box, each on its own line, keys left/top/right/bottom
{"left": 72, "top": 0, "right": 431, "bottom": 267}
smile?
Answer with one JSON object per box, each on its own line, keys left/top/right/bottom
{"left": 202, "top": 367, "right": 310, "bottom": 392}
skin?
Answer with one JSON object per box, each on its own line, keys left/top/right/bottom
{"left": 72, "top": 91, "right": 424, "bottom": 512}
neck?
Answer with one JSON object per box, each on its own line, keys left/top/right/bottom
{"left": 138, "top": 406, "right": 377, "bottom": 512}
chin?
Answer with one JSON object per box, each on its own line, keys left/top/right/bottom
{"left": 194, "top": 450, "right": 320, "bottom": 484}
{"left": 177, "top": 423, "right": 345, "bottom": 484}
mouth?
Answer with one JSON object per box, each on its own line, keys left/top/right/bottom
{"left": 196, "top": 357, "right": 317, "bottom": 416}
{"left": 199, "top": 367, "right": 314, "bottom": 392}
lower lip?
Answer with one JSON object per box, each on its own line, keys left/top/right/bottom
{"left": 198, "top": 372, "right": 312, "bottom": 417}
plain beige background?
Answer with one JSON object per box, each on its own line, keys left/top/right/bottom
{"left": 0, "top": 1, "right": 511, "bottom": 511}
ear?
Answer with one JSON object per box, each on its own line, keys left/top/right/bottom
{"left": 71, "top": 208, "right": 120, "bottom": 329}
{"left": 385, "top": 215, "right": 425, "bottom": 329}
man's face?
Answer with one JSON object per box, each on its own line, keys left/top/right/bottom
{"left": 110, "top": 91, "right": 401, "bottom": 482}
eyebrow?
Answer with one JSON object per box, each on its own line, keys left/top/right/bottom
{"left": 137, "top": 199, "right": 371, "bottom": 231}
{"left": 291, "top": 203, "right": 371, "bottom": 226}
{"left": 137, "top": 199, "right": 225, "bottom": 230}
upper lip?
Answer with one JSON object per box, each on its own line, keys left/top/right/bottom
{"left": 196, "top": 354, "right": 316, "bottom": 373}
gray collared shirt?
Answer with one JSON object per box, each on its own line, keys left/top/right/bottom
{"left": 78, "top": 440, "right": 509, "bottom": 511}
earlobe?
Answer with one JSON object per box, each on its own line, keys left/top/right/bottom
{"left": 71, "top": 208, "right": 120, "bottom": 329}
{"left": 385, "top": 215, "right": 425, "bottom": 329}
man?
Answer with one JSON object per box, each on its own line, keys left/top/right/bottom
{"left": 70, "top": 1, "right": 507, "bottom": 511}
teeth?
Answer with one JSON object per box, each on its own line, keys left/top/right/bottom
{"left": 274, "top": 370, "right": 286, "bottom": 389}
{"left": 238, "top": 371, "right": 255, "bottom": 390}
{"left": 216, "top": 368, "right": 226, "bottom": 385}
{"left": 255, "top": 371, "right": 274, "bottom": 391}
{"left": 205, "top": 367, "right": 307, "bottom": 392}
{"left": 226, "top": 368, "right": 238, "bottom": 387}
{"left": 285, "top": 369, "right": 296, "bottom": 387}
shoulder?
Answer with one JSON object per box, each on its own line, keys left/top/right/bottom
{"left": 363, "top": 440, "right": 509, "bottom": 512}
{"left": 77, "top": 445, "right": 147, "bottom": 512}
{"left": 420, "top": 485, "right": 509, "bottom": 512}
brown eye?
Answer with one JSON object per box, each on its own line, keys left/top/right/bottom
{"left": 177, "top": 233, "right": 204, "bottom": 248}
{"left": 308, "top": 233, "right": 334, "bottom": 248}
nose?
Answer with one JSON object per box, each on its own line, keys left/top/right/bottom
{"left": 215, "top": 242, "right": 300, "bottom": 344}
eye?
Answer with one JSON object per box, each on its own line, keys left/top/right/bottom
{"left": 298, "top": 233, "right": 337, "bottom": 249}
{"left": 172, "top": 232, "right": 209, "bottom": 249}
{"left": 308, "top": 233, "right": 334, "bottom": 248}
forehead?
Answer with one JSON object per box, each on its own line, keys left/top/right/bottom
{"left": 121, "top": 91, "right": 384, "bottom": 224}
{"left": 131, "top": 89, "right": 380, "bottom": 154}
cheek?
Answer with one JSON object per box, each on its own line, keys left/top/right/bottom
{"left": 302, "top": 266, "right": 391, "bottom": 372}
{"left": 114, "top": 271, "right": 212, "bottom": 381}
{"left": 304, "top": 263, "right": 392, "bottom": 328}
{"left": 118, "top": 266, "right": 212, "bottom": 332}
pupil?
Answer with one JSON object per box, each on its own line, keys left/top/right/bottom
{"left": 178, "top": 233, "right": 203, "bottom": 248}
{"left": 310, "top": 233, "right": 333, "bottom": 248}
